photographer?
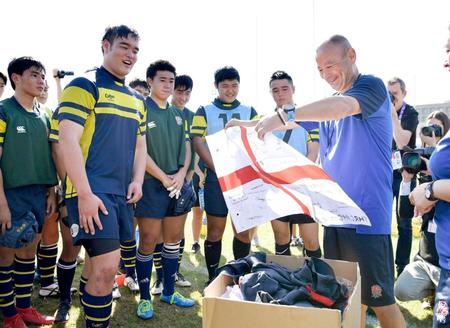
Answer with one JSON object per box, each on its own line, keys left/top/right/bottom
{"left": 409, "top": 28, "right": 450, "bottom": 328}
{"left": 394, "top": 111, "right": 449, "bottom": 309}
{"left": 388, "top": 77, "right": 419, "bottom": 276}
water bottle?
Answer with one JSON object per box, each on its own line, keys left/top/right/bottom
{"left": 135, "top": 228, "right": 139, "bottom": 247}
{"left": 198, "top": 187, "right": 205, "bottom": 210}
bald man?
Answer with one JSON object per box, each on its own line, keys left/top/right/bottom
{"left": 256, "top": 35, "right": 405, "bottom": 328}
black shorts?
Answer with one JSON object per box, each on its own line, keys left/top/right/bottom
{"left": 204, "top": 170, "right": 228, "bottom": 217}
{"left": 5, "top": 185, "right": 47, "bottom": 233}
{"left": 323, "top": 227, "right": 395, "bottom": 307}
{"left": 276, "top": 214, "right": 315, "bottom": 224}
{"left": 135, "top": 178, "right": 190, "bottom": 219}
{"left": 66, "top": 193, "right": 134, "bottom": 246}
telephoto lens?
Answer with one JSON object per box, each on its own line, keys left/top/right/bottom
{"left": 421, "top": 124, "right": 442, "bottom": 138}
{"left": 56, "top": 70, "right": 74, "bottom": 79}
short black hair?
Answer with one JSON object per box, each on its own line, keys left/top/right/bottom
{"left": 269, "top": 70, "right": 293, "bottom": 86}
{"left": 214, "top": 66, "right": 240, "bottom": 84}
{"left": 0, "top": 72, "right": 7, "bottom": 85}
{"left": 175, "top": 75, "right": 193, "bottom": 91}
{"left": 129, "top": 78, "right": 149, "bottom": 90}
{"left": 101, "top": 25, "right": 139, "bottom": 53}
{"left": 7, "top": 57, "right": 45, "bottom": 90}
{"left": 146, "top": 60, "right": 176, "bottom": 80}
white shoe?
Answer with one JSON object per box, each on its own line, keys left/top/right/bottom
{"left": 112, "top": 282, "right": 121, "bottom": 299}
{"left": 290, "top": 237, "right": 301, "bottom": 246}
{"left": 150, "top": 280, "right": 163, "bottom": 295}
{"left": 175, "top": 272, "right": 191, "bottom": 287}
{"left": 124, "top": 276, "right": 139, "bottom": 292}
{"left": 39, "top": 282, "right": 77, "bottom": 298}
{"left": 39, "top": 282, "right": 60, "bottom": 297}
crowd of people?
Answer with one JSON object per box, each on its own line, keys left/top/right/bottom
{"left": 0, "top": 23, "right": 449, "bottom": 328}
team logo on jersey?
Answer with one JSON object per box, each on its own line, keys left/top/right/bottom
{"left": 70, "top": 224, "right": 79, "bottom": 237}
{"left": 16, "top": 126, "right": 26, "bottom": 134}
{"left": 147, "top": 121, "right": 156, "bottom": 129}
{"left": 175, "top": 116, "right": 183, "bottom": 126}
{"left": 371, "top": 285, "right": 382, "bottom": 299}
{"left": 436, "top": 300, "right": 449, "bottom": 323}
{"left": 105, "top": 93, "right": 115, "bottom": 101}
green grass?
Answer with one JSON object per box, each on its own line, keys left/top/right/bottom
{"left": 27, "top": 214, "right": 433, "bottom": 327}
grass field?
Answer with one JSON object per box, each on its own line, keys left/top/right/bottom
{"left": 22, "top": 215, "right": 434, "bottom": 327}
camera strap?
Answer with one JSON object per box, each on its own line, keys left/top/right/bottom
{"left": 397, "top": 103, "right": 406, "bottom": 121}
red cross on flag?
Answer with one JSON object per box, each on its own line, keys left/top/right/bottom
{"left": 206, "top": 126, "right": 371, "bottom": 233}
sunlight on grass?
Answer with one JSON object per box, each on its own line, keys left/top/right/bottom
{"left": 25, "top": 209, "right": 433, "bottom": 327}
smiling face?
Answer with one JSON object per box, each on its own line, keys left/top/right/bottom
{"left": 172, "top": 87, "right": 191, "bottom": 109}
{"left": 270, "top": 79, "right": 295, "bottom": 108}
{"left": 148, "top": 70, "right": 175, "bottom": 103}
{"left": 316, "top": 42, "right": 356, "bottom": 93}
{"left": 216, "top": 79, "right": 239, "bottom": 103}
{"left": 12, "top": 66, "right": 46, "bottom": 98}
{"left": 102, "top": 35, "right": 139, "bottom": 79}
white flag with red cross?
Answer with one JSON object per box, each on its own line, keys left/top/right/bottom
{"left": 206, "top": 126, "right": 371, "bottom": 233}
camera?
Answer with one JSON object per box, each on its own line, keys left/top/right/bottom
{"left": 389, "top": 92, "right": 395, "bottom": 103}
{"left": 54, "top": 70, "right": 74, "bottom": 79}
{"left": 421, "top": 124, "right": 442, "bottom": 138}
{"left": 401, "top": 147, "right": 435, "bottom": 175}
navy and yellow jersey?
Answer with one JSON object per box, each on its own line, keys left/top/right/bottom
{"left": 144, "top": 97, "right": 188, "bottom": 179}
{"left": 57, "top": 66, "right": 146, "bottom": 198}
{"left": 190, "top": 98, "right": 258, "bottom": 138}
{"left": 298, "top": 121, "right": 319, "bottom": 143}
{"left": 49, "top": 107, "right": 59, "bottom": 143}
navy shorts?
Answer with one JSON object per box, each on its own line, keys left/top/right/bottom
{"left": 204, "top": 170, "right": 228, "bottom": 218}
{"left": 434, "top": 267, "right": 450, "bottom": 327}
{"left": 135, "top": 178, "right": 189, "bottom": 219}
{"left": 192, "top": 173, "right": 201, "bottom": 207}
{"left": 323, "top": 227, "right": 395, "bottom": 307}
{"left": 5, "top": 185, "right": 47, "bottom": 233}
{"left": 276, "top": 214, "right": 315, "bottom": 224}
{"left": 65, "top": 193, "right": 134, "bottom": 246}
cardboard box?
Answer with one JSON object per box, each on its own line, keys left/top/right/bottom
{"left": 203, "top": 255, "right": 361, "bottom": 328}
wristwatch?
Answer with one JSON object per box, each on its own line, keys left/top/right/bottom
{"left": 425, "top": 181, "right": 438, "bottom": 201}
{"left": 282, "top": 104, "right": 296, "bottom": 122}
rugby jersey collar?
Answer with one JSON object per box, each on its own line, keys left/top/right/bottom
{"left": 11, "top": 96, "right": 40, "bottom": 115}
{"left": 146, "top": 96, "right": 170, "bottom": 110}
{"left": 213, "top": 98, "right": 240, "bottom": 110}
{"left": 98, "top": 66, "right": 126, "bottom": 86}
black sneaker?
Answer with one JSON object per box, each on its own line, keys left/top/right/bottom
{"left": 191, "top": 242, "right": 201, "bottom": 254}
{"left": 54, "top": 301, "right": 71, "bottom": 323}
